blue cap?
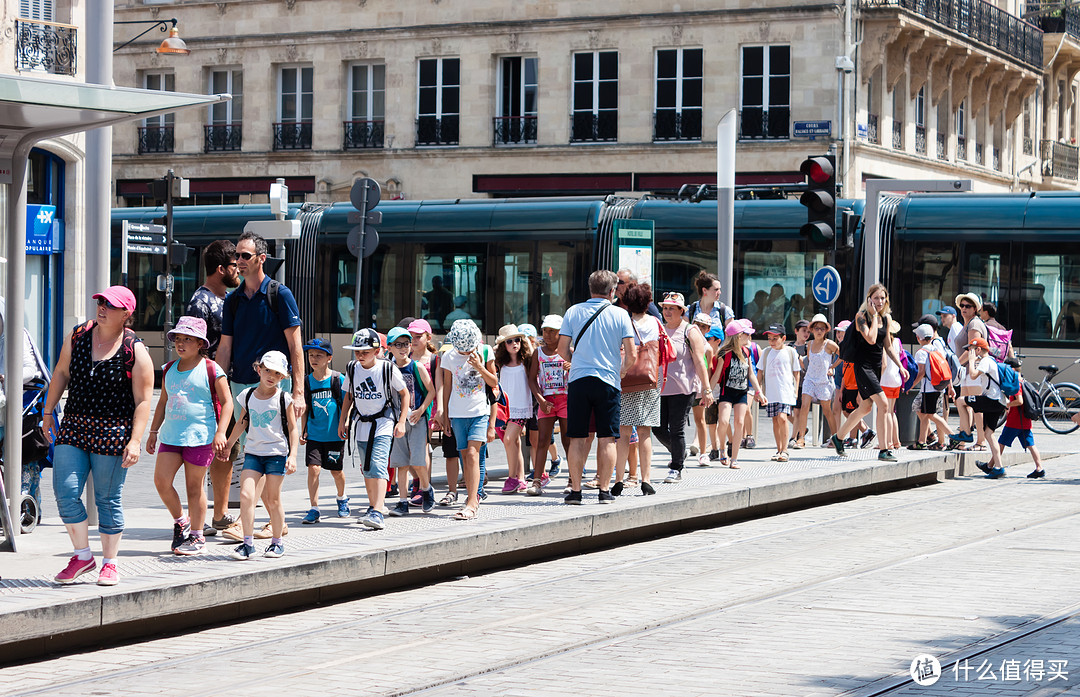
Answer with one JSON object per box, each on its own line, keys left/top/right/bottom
{"left": 303, "top": 337, "right": 333, "bottom": 355}
{"left": 936, "top": 306, "right": 957, "bottom": 316}
{"left": 706, "top": 325, "right": 725, "bottom": 340}
{"left": 387, "top": 327, "right": 410, "bottom": 344}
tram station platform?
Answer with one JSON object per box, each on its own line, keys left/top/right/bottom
{"left": 0, "top": 433, "right": 1069, "bottom": 662}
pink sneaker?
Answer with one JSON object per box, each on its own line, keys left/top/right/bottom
{"left": 501, "top": 477, "right": 520, "bottom": 494}
{"left": 515, "top": 478, "right": 528, "bottom": 492}
{"left": 55, "top": 555, "right": 96, "bottom": 584}
{"left": 97, "top": 563, "right": 119, "bottom": 586}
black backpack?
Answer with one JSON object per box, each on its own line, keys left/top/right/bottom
{"left": 225, "top": 280, "right": 280, "bottom": 319}
{"left": 837, "top": 314, "right": 863, "bottom": 362}
{"left": 1020, "top": 378, "right": 1041, "bottom": 421}
{"left": 343, "top": 359, "right": 399, "bottom": 454}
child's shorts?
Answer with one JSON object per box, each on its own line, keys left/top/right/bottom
{"left": 306, "top": 440, "right": 345, "bottom": 471}
{"left": 158, "top": 442, "right": 215, "bottom": 468}
{"left": 243, "top": 453, "right": 287, "bottom": 476}
{"left": 766, "top": 402, "right": 793, "bottom": 418}
{"left": 802, "top": 379, "right": 835, "bottom": 403}
{"left": 882, "top": 385, "right": 902, "bottom": 399}
{"left": 452, "top": 415, "right": 490, "bottom": 450}
{"left": 538, "top": 393, "right": 568, "bottom": 420}
{"left": 356, "top": 434, "right": 392, "bottom": 480}
{"left": 919, "top": 391, "right": 940, "bottom": 415}
{"left": 998, "top": 426, "right": 1035, "bottom": 450}
{"left": 389, "top": 418, "right": 428, "bottom": 468}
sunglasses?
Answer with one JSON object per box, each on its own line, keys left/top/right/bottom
{"left": 233, "top": 251, "right": 257, "bottom": 261}
{"left": 96, "top": 297, "right": 122, "bottom": 310}
{"left": 390, "top": 341, "right": 411, "bottom": 349}
{"left": 617, "top": 280, "right": 627, "bottom": 286}
{"left": 959, "top": 303, "right": 975, "bottom": 309}
{"left": 505, "top": 337, "right": 521, "bottom": 344}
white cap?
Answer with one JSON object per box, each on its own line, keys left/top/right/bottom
{"left": 259, "top": 350, "right": 289, "bottom": 376}
{"left": 914, "top": 323, "right": 934, "bottom": 341}
{"left": 541, "top": 314, "right": 563, "bottom": 330}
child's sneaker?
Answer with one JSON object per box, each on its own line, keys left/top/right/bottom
{"left": 263, "top": 542, "right": 285, "bottom": 558}
{"left": 548, "top": 458, "right": 562, "bottom": 478}
{"left": 336, "top": 497, "right": 351, "bottom": 517}
{"left": 97, "top": 563, "right": 119, "bottom": 586}
{"left": 421, "top": 486, "right": 436, "bottom": 513}
{"left": 174, "top": 536, "right": 206, "bottom": 556}
{"left": 171, "top": 520, "right": 191, "bottom": 552}
{"left": 860, "top": 429, "right": 877, "bottom": 449}
{"left": 301, "top": 508, "right": 321, "bottom": 524}
{"left": 515, "top": 478, "right": 528, "bottom": 493}
{"left": 987, "top": 467, "right": 1006, "bottom": 479}
{"left": 361, "top": 508, "right": 385, "bottom": 530}
{"left": 709, "top": 449, "right": 720, "bottom": 461}
{"left": 55, "top": 555, "right": 95, "bottom": 584}
{"left": 231, "top": 543, "right": 256, "bottom": 561}
{"left": 501, "top": 477, "right": 521, "bottom": 494}
{"left": 388, "top": 500, "right": 410, "bottom": 517}
{"left": 1027, "top": 469, "right": 1046, "bottom": 479}
{"left": 526, "top": 479, "right": 544, "bottom": 496}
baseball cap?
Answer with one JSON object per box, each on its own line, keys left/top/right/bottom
{"left": 518, "top": 323, "right": 538, "bottom": 338}
{"left": 692, "top": 312, "right": 713, "bottom": 326}
{"left": 407, "top": 318, "right": 433, "bottom": 335}
{"left": 836, "top": 320, "right": 852, "bottom": 332}
{"left": 259, "top": 350, "right": 289, "bottom": 376}
{"left": 93, "top": 285, "right": 136, "bottom": 313}
{"left": 763, "top": 323, "right": 786, "bottom": 336}
{"left": 387, "top": 327, "right": 410, "bottom": 344}
{"left": 541, "top": 314, "right": 563, "bottom": 330}
{"left": 341, "top": 328, "right": 381, "bottom": 350}
{"left": 706, "top": 325, "right": 725, "bottom": 340}
{"left": 966, "top": 337, "right": 989, "bottom": 351}
{"left": 936, "top": 306, "right": 957, "bottom": 316}
{"left": 912, "top": 313, "right": 940, "bottom": 330}
{"left": 724, "top": 318, "right": 755, "bottom": 337}
{"left": 302, "top": 337, "right": 333, "bottom": 355}
{"left": 914, "top": 324, "right": 934, "bottom": 341}
{"left": 794, "top": 319, "right": 810, "bottom": 329}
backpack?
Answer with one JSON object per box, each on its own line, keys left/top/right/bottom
{"left": 925, "top": 349, "right": 953, "bottom": 390}
{"left": 985, "top": 324, "right": 1013, "bottom": 362}
{"left": 71, "top": 321, "right": 139, "bottom": 379}
{"left": 344, "top": 358, "right": 399, "bottom": 459}
{"left": 900, "top": 348, "right": 918, "bottom": 391}
{"left": 242, "top": 388, "right": 290, "bottom": 440}
{"left": 988, "top": 360, "right": 1020, "bottom": 406}
{"left": 225, "top": 279, "right": 280, "bottom": 319}
{"left": 304, "top": 371, "right": 344, "bottom": 425}
{"left": 688, "top": 300, "right": 731, "bottom": 327}
{"left": 407, "top": 361, "right": 432, "bottom": 418}
{"left": 837, "top": 316, "right": 861, "bottom": 362}
{"left": 1020, "top": 378, "right": 1041, "bottom": 421}
{"left": 163, "top": 358, "right": 222, "bottom": 422}
{"left": 932, "top": 337, "right": 961, "bottom": 383}
{"left": 655, "top": 317, "right": 677, "bottom": 382}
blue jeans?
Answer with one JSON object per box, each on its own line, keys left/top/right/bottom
{"left": 356, "top": 434, "right": 392, "bottom": 480}
{"left": 52, "top": 444, "right": 128, "bottom": 535}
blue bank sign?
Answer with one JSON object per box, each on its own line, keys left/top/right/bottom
{"left": 26, "top": 204, "right": 59, "bottom": 255}
{"left": 793, "top": 120, "right": 832, "bottom": 138}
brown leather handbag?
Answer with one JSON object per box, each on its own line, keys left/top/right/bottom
{"left": 622, "top": 321, "right": 660, "bottom": 393}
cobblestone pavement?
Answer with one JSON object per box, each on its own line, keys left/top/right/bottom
{"left": 1, "top": 436, "right": 1077, "bottom": 696}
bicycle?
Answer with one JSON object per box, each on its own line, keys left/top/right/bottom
{"left": 1017, "top": 354, "right": 1080, "bottom": 434}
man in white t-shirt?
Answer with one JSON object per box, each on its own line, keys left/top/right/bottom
{"left": 338, "top": 328, "right": 409, "bottom": 531}
{"left": 758, "top": 324, "right": 800, "bottom": 462}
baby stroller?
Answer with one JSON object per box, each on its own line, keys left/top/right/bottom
{"left": 0, "top": 376, "right": 58, "bottom": 534}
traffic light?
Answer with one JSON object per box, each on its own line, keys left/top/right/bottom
{"left": 799, "top": 155, "right": 836, "bottom": 245}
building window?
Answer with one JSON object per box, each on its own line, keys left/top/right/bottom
{"left": 18, "top": 0, "right": 52, "bottom": 20}
{"left": 206, "top": 68, "right": 242, "bottom": 152}
{"left": 654, "top": 48, "right": 702, "bottom": 141}
{"left": 740, "top": 45, "right": 789, "bottom": 139}
{"left": 915, "top": 86, "right": 926, "bottom": 155}
{"left": 345, "top": 63, "right": 385, "bottom": 149}
{"left": 417, "top": 57, "right": 459, "bottom": 146}
{"left": 495, "top": 56, "right": 537, "bottom": 145}
{"left": 571, "top": 51, "right": 618, "bottom": 142}
{"left": 140, "top": 71, "right": 174, "bottom": 154}
{"left": 275, "top": 65, "right": 313, "bottom": 150}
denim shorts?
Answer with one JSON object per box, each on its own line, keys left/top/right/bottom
{"left": 243, "top": 453, "right": 287, "bottom": 476}
{"left": 451, "top": 415, "right": 489, "bottom": 450}
{"left": 356, "top": 434, "right": 392, "bottom": 480}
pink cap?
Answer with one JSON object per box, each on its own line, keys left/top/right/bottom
{"left": 93, "top": 285, "right": 136, "bottom": 313}
{"left": 407, "top": 318, "right": 433, "bottom": 335}
{"left": 724, "top": 318, "right": 755, "bottom": 337}
{"left": 836, "top": 320, "right": 852, "bottom": 331}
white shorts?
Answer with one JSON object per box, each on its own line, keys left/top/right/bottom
{"left": 802, "top": 378, "right": 835, "bottom": 402}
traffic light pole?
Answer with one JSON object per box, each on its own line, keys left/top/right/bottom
{"left": 353, "top": 183, "right": 367, "bottom": 334}
{"left": 164, "top": 169, "right": 175, "bottom": 362}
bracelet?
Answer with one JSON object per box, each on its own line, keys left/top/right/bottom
{"left": 149, "top": 430, "right": 158, "bottom": 434}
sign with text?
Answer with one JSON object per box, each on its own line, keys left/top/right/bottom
{"left": 612, "top": 219, "right": 655, "bottom": 287}
{"left": 25, "top": 204, "right": 59, "bottom": 254}
{"left": 794, "top": 120, "right": 832, "bottom": 138}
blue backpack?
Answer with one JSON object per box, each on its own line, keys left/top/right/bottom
{"left": 900, "top": 349, "right": 918, "bottom": 391}
{"left": 990, "top": 361, "right": 1020, "bottom": 406}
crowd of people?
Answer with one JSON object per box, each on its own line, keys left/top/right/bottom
{"left": 37, "top": 244, "right": 1064, "bottom": 585}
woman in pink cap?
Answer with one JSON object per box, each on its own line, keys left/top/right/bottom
{"left": 43, "top": 285, "right": 154, "bottom": 586}
{"left": 709, "top": 319, "right": 766, "bottom": 468}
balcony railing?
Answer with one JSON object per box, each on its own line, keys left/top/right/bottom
{"left": 343, "top": 120, "right": 384, "bottom": 149}
{"left": 868, "top": 113, "right": 880, "bottom": 144}
{"left": 416, "top": 115, "right": 459, "bottom": 146}
{"left": 739, "top": 108, "right": 790, "bottom": 139}
{"left": 1041, "top": 140, "right": 1079, "bottom": 180}
{"left": 861, "top": 0, "right": 1043, "bottom": 69}
{"left": 15, "top": 18, "right": 76, "bottom": 76}
{"left": 570, "top": 111, "right": 618, "bottom": 142}
{"left": 273, "top": 121, "right": 312, "bottom": 150}
{"left": 975, "top": 142, "right": 984, "bottom": 165}
{"left": 204, "top": 123, "right": 242, "bottom": 152}
{"left": 1023, "top": 136, "right": 1034, "bottom": 155}
{"left": 937, "top": 132, "right": 947, "bottom": 159}
{"left": 138, "top": 125, "right": 174, "bottom": 154}
{"left": 958, "top": 135, "right": 967, "bottom": 160}
{"left": 915, "top": 124, "right": 927, "bottom": 154}
{"left": 993, "top": 147, "right": 1001, "bottom": 171}
{"left": 493, "top": 115, "right": 537, "bottom": 146}
{"left": 892, "top": 121, "right": 904, "bottom": 149}
{"left": 1026, "top": 6, "right": 1080, "bottom": 40}
{"left": 654, "top": 109, "right": 703, "bottom": 141}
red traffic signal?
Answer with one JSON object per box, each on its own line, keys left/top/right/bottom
{"left": 798, "top": 154, "right": 837, "bottom": 246}
{"left": 800, "top": 156, "right": 834, "bottom": 184}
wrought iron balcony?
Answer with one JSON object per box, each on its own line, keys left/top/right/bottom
{"left": 273, "top": 121, "right": 312, "bottom": 150}
{"left": 861, "top": 0, "right": 1043, "bottom": 69}
{"left": 1023, "top": 136, "right": 1034, "bottom": 155}
{"left": 993, "top": 147, "right": 1001, "bottom": 171}
{"left": 204, "top": 123, "right": 242, "bottom": 152}
{"left": 892, "top": 121, "right": 904, "bottom": 150}
{"left": 937, "top": 132, "right": 947, "bottom": 159}
{"left": 975, "top": 142, "right": 984, "bottom": 165}
{"left": 416, "top": 116, "right": 459, "bottom": 146}
{"left": 15, "top": 18, "right": 76, "bottom": 76}
{"left": 343, "top": 120, "right": 385, "bottom": 149}
{"left": 1026, "top": 6, "right": 1080, "bottom": 40}
{"left": 915, "top": 124, "right": 927, "bottom": 154}
{"left": 493, "top": 115, "right": 537, "bottom": 145}
{"left": 570, "top": 110, "right": 618, "bottom": 142}
{"left": 868, "top": 113, "right": 880, "bottom": 144}
{"left": 653, "top": 109, "right": 703, "bottom": 141}
{"left": 1041, "top": 140, "right": 1079, "bottom": 180}
{"left": 138, "top": 125, "right": 174, "bottom": 154}
{"left": 738, "top": 108, "right": 790, "bottom": 139}
{"left": 957, "top": 135, "right": 967, "bottom": 160}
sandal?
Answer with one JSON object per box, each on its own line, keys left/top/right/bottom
{"left": 729, "top": 459, "right": 740, "bottom": 469}
{"left": 776, "top": 452, "right": 789, "bottom": 462}
{"left": 453, "top": 507, "right": 478, "bottom": 521}
{"left": 438, "top": 491, "right": 458, "bottom": 507}
{"left": 583, "top": 477, "right": 601, "bottom": 489}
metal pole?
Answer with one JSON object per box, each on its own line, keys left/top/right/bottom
{"left": 164, "top": 170, "right": 175, "bottom": 362}
{"left": 86, "top": 0, "right": 114, "bottom": 314}
{"left": 121, "top": 220, "right": 129, "bottom": 288}
{"left": 353, "top": 184, "right": 367, "bottom": 333}
{"left": 5, "top": 152, "right": 29, "bottom": 535}
{"left": 716, "top": 109, "right": 737, "bottom": 312}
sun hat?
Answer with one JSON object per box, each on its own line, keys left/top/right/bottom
{"left": 724, "top": 318, "right": 755, "bottom": 337}
{"left": 912, "top": 313, "right": 940, "bottom": 330}
{"left": 407, "top": 318, "right": 433, "bottom": 335}
{"left": 259, "top": 350, "right": 289, "bottom": 376}
{"left": 914, "top": 324, "right": 934, "bottom": 341}
{"left": 692, "top": 312, "right": 713, "bottom": 326}
{"left": 809, "top": 313, "right": 830, "bottom": 331}
{"left": 167, "top": 316, "right": 209, "bottom": 349}
{"left": 660, "top": 291, "right": 687, "bottom": 309}
{"left": 954, "top": 293, "right": 982, "bottom": 311}
{"left": 966, "top": 337, "right": 989, "bottom": 351}
{"left": 706, "top": 325, "right": 725, "bottom": 340}
{"left": 936, "top": 306, "right": 957, "bottom": 316}
{"left": 495, "top": 323, "right": 526, "bottom": 346}
{"left": 541, "top": 314, "right": 563, "bottom": 330}
{"left": 764, "top": 323, "right": 786, "bottom": 336}
{"left": 341, "top": 328, "right": 381, "bottom": 350}
{"left": 888, "top": 319, "right": 901, "bottom": 334}
{"left": 518, "top": 323, "right": 538, "bottom": 338}
{"left": 302, "top": 337, "right": 333, "bottom": 355}
{"left": 836, "top": 320, "right": 852, "bottom": 332}
{"left": 93, "top": 285, "right": 136, "bottom": 313}
{"left": 387, "top": 327, "right": 410, "bottom": 345}
{"left": 447, "top": 319, "right": 482, "bottom": 353}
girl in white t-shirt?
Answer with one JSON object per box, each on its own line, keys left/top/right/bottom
{"left": 879, "top": 321, "right": 904, "bottom": 450}
{"left": 494, "top": 324, "right": 543, "bottom": 495}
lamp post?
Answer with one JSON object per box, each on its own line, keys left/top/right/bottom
{"left": 85, "top": 0, "right": 112, "bottom": 319}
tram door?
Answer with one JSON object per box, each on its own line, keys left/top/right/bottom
{"left": 963, "top": 242, "right": 1008, "bottom": 322}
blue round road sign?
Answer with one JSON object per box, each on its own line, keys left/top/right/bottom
{"left": 812, "top": 265, "right": 842, "bottom": 306}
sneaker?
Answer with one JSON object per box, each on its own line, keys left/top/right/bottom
{"left": 202, "top": 524, "right": 217, "bottom": 538}
{"left": 843, "top": 437, "right": 859, "bottom": 448}
{"left": 175, "top": 536, "right": 206, "bottom": 556}
{"left": 526, "top": 479, "right": 544, "bottom": 496}
{"left": 263, "top": 542, "right": 285, "bottom": 558}
{"left": 301, "top": 508, "right": 321, "bottom": 524}
{"left": 948, "top": 430, "right": 974, "bottom": 443}
{"left": 830, "top": 434, "right": 846, "bottom": 456}
{"left": 421, "top": 486, "right": 436, "bottom": 513}
{"left": 663, "top": 469, "right": 682, "bottom": 483}
{"left": 598, "top": 490, "right": 615, "bottom": 504}
{"left": 987, "top": 467, "right": 1006, "bottom": 479}
{"left": 220, "top": 521, "right": 244, "bottom": 542}
{"left": 361, "top": 509, "right": 385, "bottom": 530}
{"left": 974, "top": 460, "right": 992, "bottom": 475}
{"left": 212, "top": 514, "right": 238, "bottom": 531}
{"left": 1028, "top": 469, "right": 1046, "bottom": 479}
{"left": 255, "top": 522, "right": 288, "bottom": 539}
{"left": 409, "top": 493, "right": 424, "bottom": 507}
{"left": 698, "top": 454, "right": 711, "bottom": 467}
{"left": 860, "top": 429, "right": 877, "bottom": 449}
{"left": 744, "top": 436, "right": 756, "bottom": 449}
{"left": 97, "top": 563, "right": 119, "bottom": 586}
{"left": 548, "top": 458, "right": 562, "bottom": 478}
{"left": 610, "top": 481, "right": 624, "bottom": 497}
{"left": 564, "top": 489, "right": 583, "bottom": 505}
{"left": 388, "top": 500, "right": 410, "bottom": 517}
{"left": 877, "top": 449, "right": 897, "bottom": 462}
{"left": 689, "top": 445, "right": 699, "bottom": 456}
{"left": 337, "top": 497, "right": 351, "bottom": 517}
{"left": 171, "top": 520, "right": 191, "bottom": 552}
{"left": 709, "top": 449, "right": 720, "bottom": 461}
{"left": 501, "top": 477, "right": 521, "bottom": 494}
{"left": 55, "top": 555, "right": 96, "bottom": 584}
{"left": 231, "top": 543, "right": 256, "bottom": 561}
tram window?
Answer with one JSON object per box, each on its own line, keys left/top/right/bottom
{"left": 502, "top": 252, "right": 531, "bottom": 328}
{"left": 911, "top": 245, "right": 958, "bottom": 317}
{"left": 119, "top": 250, "right": 200, "bottom": 334}
{"left": 1025, "top": 251, "right": 1080, "bottom": 341}
{"left": 742, "top": 247, "right": 824, "bottom": 333}
{"left": 357, "top": 248, "right": 399, "bottom": 331}
{"left": 965, "top": 251, "right": 1003, "bottom": 310}
{"left": 415, "top": 252, "right": 485, "bottom": 333}
{"left": 654, "top": 238, "right": 717, "bottom": 300}
{"left": 540, "top": 250, "right": 573, "bottom": 318}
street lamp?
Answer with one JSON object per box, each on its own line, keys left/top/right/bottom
{"left": 113, "top": 18, "right": 190, "bottom": 55}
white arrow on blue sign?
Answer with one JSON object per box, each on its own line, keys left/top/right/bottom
{"left": 812, "top": 265, "right": 842, "bottom": 306}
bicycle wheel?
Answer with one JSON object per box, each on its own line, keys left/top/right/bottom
{"left": 1041, "top": 382, "right": 1080, "bottom": 434}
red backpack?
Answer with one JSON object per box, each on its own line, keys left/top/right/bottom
{"left": 926, "top": 349, "right": 952, "bottom": 390}
{"left": 655, "top": 318, "right": 677, "bottom": 383}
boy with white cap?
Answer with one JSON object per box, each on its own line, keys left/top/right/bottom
{"left": 908, "top": 324, "right": 954, "bottom": 449}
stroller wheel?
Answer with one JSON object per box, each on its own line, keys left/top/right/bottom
{"left": 20, "top": 494, "right": 39, "bottom": 534}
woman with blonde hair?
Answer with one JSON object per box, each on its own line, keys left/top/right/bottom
{"left": 830, "top": 284, "right": 908, "bottom": 462}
